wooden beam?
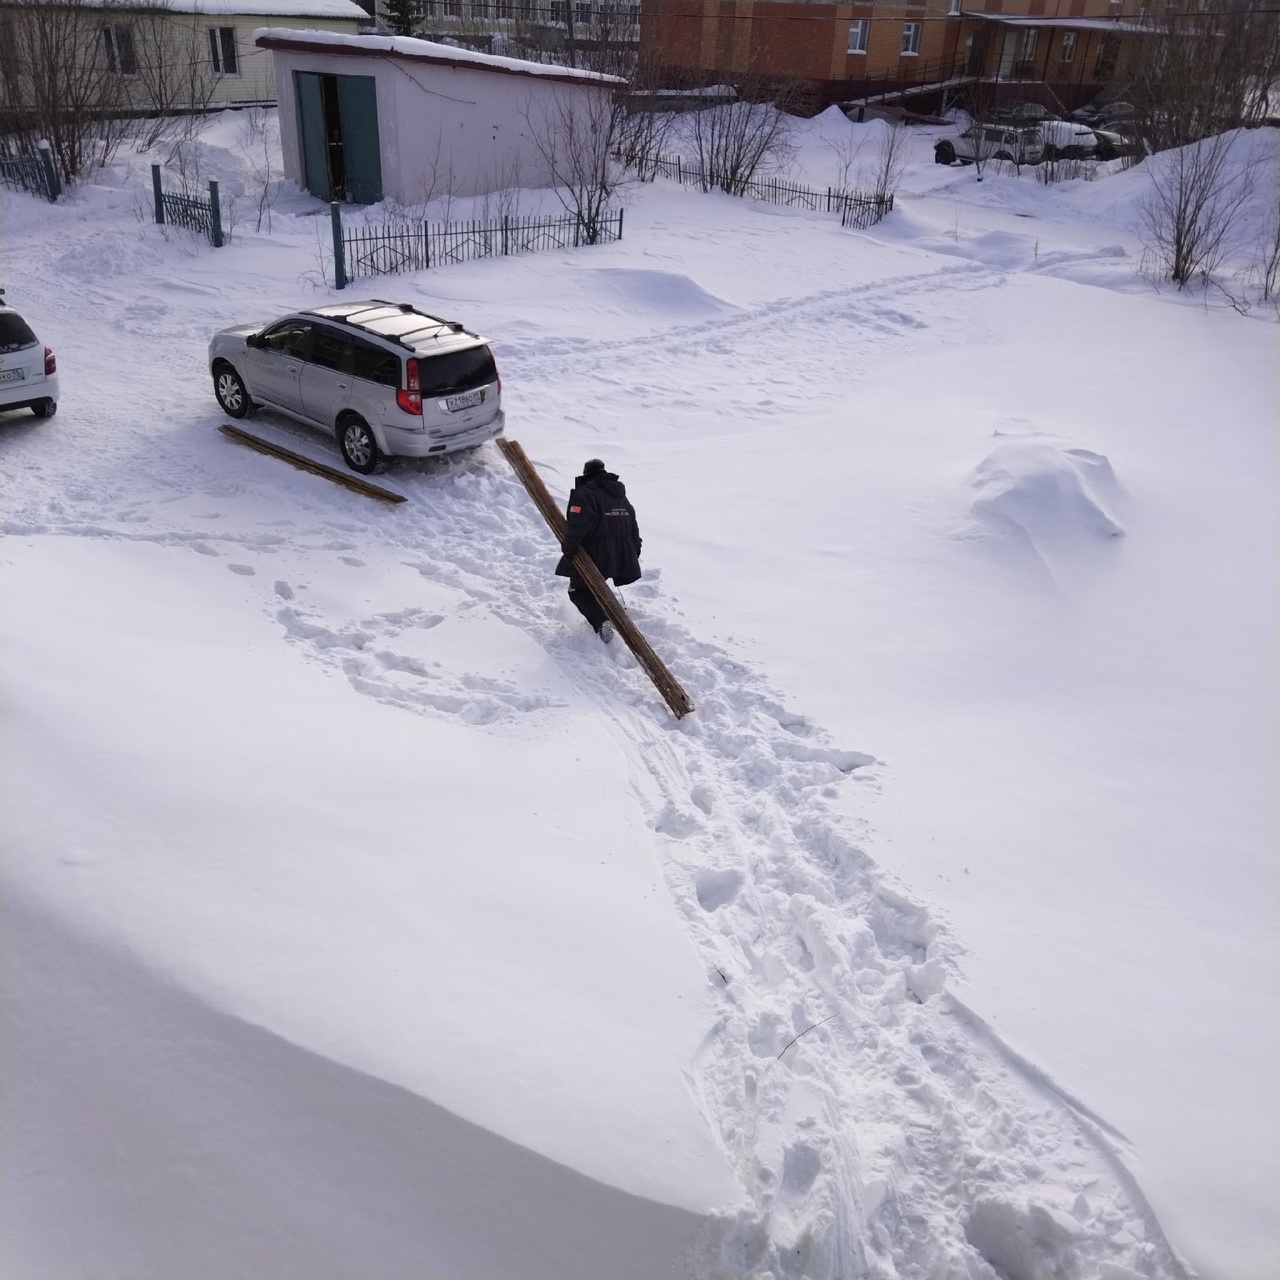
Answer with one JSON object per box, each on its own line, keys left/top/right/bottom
{"left": 219, "top": 424, "right": 407, "bottom": 505}
{"left": 496, "top": 438, "right": 695, "bottom": 720}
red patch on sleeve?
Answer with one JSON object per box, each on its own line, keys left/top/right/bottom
{"left": 569, "top": 505, "right": 581, "bottom": 513}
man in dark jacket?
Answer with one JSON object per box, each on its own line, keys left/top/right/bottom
{"left": 554, "top": 458, "right": 642, "bottom": 642}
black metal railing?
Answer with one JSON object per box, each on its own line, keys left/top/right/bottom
{"left": 621, "top": 152, "right": 895, "bottom": 229}
{"left": 332, "top": 208, "right": 624, "bottom": 288}
{"left": 150, "top": 164, "right": 224, "bottom": 247}
{"left": 0, "top": 141, "right": 62, "bottom": 202}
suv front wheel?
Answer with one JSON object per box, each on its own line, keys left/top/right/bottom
{"left": 213, "top": 362, "right": 253, "bottom": 419}
{"left": 338, "top": 415, "right": 383, "bottom": 475}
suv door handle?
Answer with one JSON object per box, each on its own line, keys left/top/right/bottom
{"left": 337, "top": 381, "right": 348, "bottom": 389}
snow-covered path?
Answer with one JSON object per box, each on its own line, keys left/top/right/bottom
{"left": 3, "top": 114, "right": 1276, "bottom": 1279}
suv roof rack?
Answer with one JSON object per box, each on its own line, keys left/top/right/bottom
{"left": 368, "top": 299, "right": 465, "bottom": 332}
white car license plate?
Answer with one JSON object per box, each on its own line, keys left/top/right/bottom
{"left": 444, "top": 389, "right": 482, "bottom": 412}
{"left": 0, "top": 367, "right": 25, "bottom": 383}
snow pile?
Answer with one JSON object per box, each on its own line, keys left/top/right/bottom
{"left": 970, "top": 438, "right": 1125, "bottom": 545}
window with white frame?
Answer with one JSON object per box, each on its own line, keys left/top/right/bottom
{"left": 1019, "top": 27, "right": 1038, "bottom": 60}
{"left": 901, "top": 21, "right": 921, "bottom": 55}
{"left": 102, "top": 24, "right": 137, "bottom": 75}
{"left": 1060, "top": 30, "right": 1077, "bottom": 62}
{"left": 444, "top": 0, "right": 462, "bottom": 15}
{"left": 550, "top": 0, "right": 567, "bottom": 23}
{"left": 847, "top": 18, "right": 867, "bottom": 54}
{"left": 495, "top": 0, "right": 513, "bottom": 15}
{"left": 208, "top": 27, "right": 238, "bottom": 75}
{"left": 948, "top": 0, "right": 960, "bottom": 14}
{"left": 574, "top": 0, "right": 591, "bottom": 23}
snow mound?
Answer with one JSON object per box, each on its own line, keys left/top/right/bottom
{"left": 588, "top": 267, "right": 737, "bottom": 316}
{"left": 970, "top": 439, "right": 1125, "bottom": 546}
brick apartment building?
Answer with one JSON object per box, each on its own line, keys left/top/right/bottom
{"left": 640, "top": 0, "right": 1151, "bottom": 111}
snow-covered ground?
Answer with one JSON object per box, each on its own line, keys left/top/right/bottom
{"left": 2, "top": 110, "right": 1276, "bottom": 1280}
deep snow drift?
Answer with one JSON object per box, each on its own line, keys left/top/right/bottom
{"left": 2, "top": 111, "right": 1276, "bottom": 1280}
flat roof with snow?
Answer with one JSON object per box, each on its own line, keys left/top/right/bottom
{"left": 255, "top": 28, "right": 626, "bottom": 86}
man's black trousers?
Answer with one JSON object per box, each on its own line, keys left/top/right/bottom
{"left": 567, "top": 571, "right": 608, "bottom": 633}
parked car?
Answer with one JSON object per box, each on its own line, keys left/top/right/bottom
{"left": 1036, "top": 119, "right": 1100, "bottom": 159}
{"left": 1072, "top": 98, "right": 1137, "bottom": 129}
{"left": 0, "top": 292, "right": 58, "bottom": 419}
{"left": 990, "top": 101, "right": 1054, "bottom": 124}
{"left": 209, "top": 300, "right": 504, "bottom": 474}
{"left": 934, "top": 123, "right": 1045, "bottom": 167}
{"left": 1091, "top": 127, "right": 1147, "bottom": 161}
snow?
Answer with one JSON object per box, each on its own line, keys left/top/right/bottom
{"left": 2, "top": 109, "right": 1277, "bottom": 1280}
{"left": 255, "top": 27, "right": 626, "bottom": 84}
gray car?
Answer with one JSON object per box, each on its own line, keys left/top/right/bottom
{"left": 209, "top": 300, "right": 504, "bottom": 473}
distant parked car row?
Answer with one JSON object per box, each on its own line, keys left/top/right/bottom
{"left": 935, "top": 107, "right": 1146, "bottom": 168}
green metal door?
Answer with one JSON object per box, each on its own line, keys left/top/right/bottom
{"left": 336, "top": 75, "right": 382, "bottom": 204}
{"left": 295, "top": 71, "right": 331, "bottom": 200}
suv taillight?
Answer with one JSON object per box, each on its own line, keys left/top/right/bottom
{"left": 44, "top": 346, "right": 56, "bottom": 375}
{"left": 397, "top": 357, "right": 422, "bottom": 415}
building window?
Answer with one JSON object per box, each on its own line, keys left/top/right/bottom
{"left": 1060, "top": 30, "right": 1077, "bottom": 62}
{"left": 444, "top": 0, "right": 462, "bottom": 15}
{"left": 208, "top": 27, "right": 238, "bottom": 75}
{"left": 948, "top": 0, "right": 960, "bottom": 13}
{"left": 1019, "top": 26, "right": 1038, "bottom": 60}
{"left": 574, "top": 0, "right": 591, "bottom": 23}
{"left": 471, "top": 0, "right": 490, "bottom": 15}
{"left": 102, "top": 24, "right": 137, "bottom": 75}
{"left": 550, "top": 0, "right": 567, "bottom": 23}
{"left": 901, "top": 21, "right": 921, "bottom": 55}
{"left": 847, "top": 19, "right": 867, "bottom": 54}
{"left": 495, "top": 0, "right": 512, "bottom": 15}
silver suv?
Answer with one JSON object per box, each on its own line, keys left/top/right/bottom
{"left": 209, "top": 300, "right": 504, "bottom": 473}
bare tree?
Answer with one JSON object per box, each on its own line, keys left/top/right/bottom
{"left": 129, "top": 8, "right": 218, "bottom": 152}
{"left": 1255, "top": 154, "right": 1280, "bottom": 302}
{"left": 521, "top": 85, "right": 626, "bottom": 243}
{"left": 864, "top": 121, "right": 906, "bottom": 204}
{"left": 1139, "top": 131, "right": 1257, "bottom": 286}
{"left": 1127, "top": 2, "right": 1280, "bottom": 154}
{"left": 612, "top": 57, "right": 673, "bottom": 177}
{"left": 687, "top": 78, "right": 799, "bottom": 196}
{"left": 0, "top": 0, "right": 131, "bottom": 178}
{"left": 823, "top": 120, "right": 865, "bottom": 195}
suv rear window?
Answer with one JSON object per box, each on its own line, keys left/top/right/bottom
{"left": 0, "top": 313, "right": 38, "bottom": 353}
{"left": 418, "top": 346, "right": 497, "bottom": 396}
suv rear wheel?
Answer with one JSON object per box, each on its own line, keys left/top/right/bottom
{"left": 338, "top": 415, "right": 382, "bottom": 475}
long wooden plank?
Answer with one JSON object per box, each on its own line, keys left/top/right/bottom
{"left": 219, "top": 424, "right": 407, "bottom": 505}
{"left": 496, "top": 438, "right": 694, "bottom": 720}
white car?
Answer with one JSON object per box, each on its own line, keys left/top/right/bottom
{"left": 0, "top": 295, "right": 58, "bottom": 419}
{"left": 1035, "top": 119, "right": 1099, "bottom": 159}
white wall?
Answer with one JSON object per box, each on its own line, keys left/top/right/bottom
{"left": 270, "top": 47, "right": 615, "bottom": 205}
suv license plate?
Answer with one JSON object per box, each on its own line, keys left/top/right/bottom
{"left": 444, "top": 389, "right": 482, "bottom": 412}
{"left": 0, "top": 367, "right": 25, "bottom": 383}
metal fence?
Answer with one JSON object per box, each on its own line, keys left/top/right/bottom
{"left": 621, "top": 152, "right": 894, "bottom": 229}
{"left": 0, "top": 141, "right": 62, "bottom": 203}
{"left": 332, "top": 206, "right": 624, "bottom": 288}
{"left": 150, "top": 164, "right": 224, "bottom": 247}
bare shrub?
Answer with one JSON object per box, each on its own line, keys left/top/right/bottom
{"left": 239, "top": 106, "right": 278, "bottom": 234}
{"left": 613, "top": 60, "right": 674, "bottom": 177}
{"left": 688, "top": 80, "right": 800, "bottom": 196}
{"left": 1139, "top": 132, "right": 1257, "bottom": 286}
{"left": 864, "top": 121, "right": 906, "bottom": 204}
{"left": 521, "top": 86, "right": 627, "bottom": 243}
